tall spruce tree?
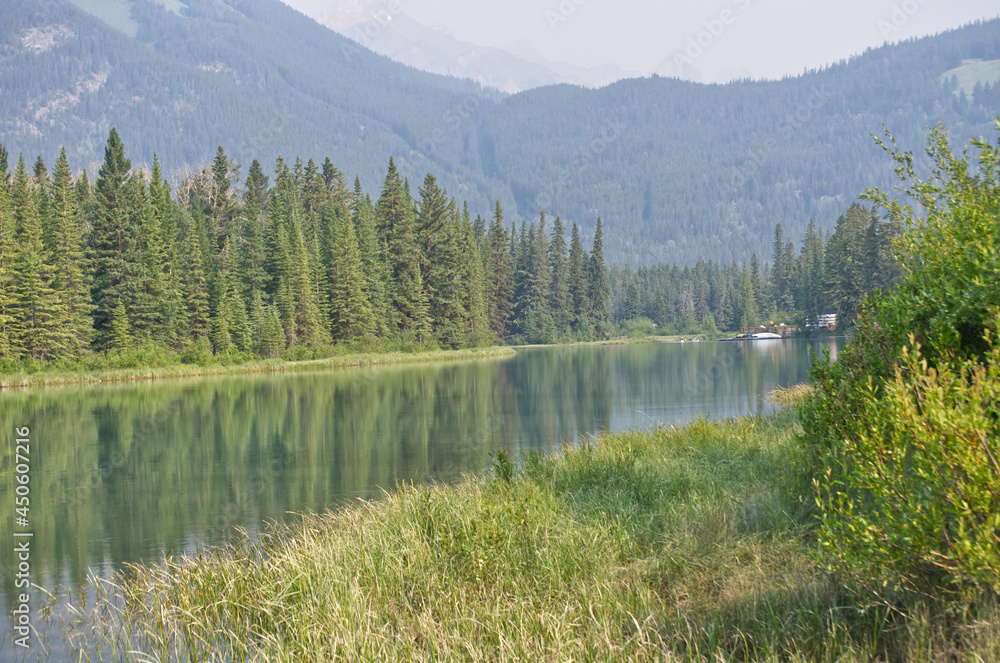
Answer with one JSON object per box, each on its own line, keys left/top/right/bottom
{"left": 352, "top": 177, "right": 390, "bottom": 337}
{"left": 457, "top": 206, "right": 490, "bottom": 346}
{"left": 182, "top": 211, "right": 211, "bottom": 341}
{"left": 587, "top": 217, "right": 610, "bottom": 333}
{"left": 50, "top": 148, "right": 92, "bottom": 354}
{"left": 568, "top": 222, "right": 590, "bottom": 334}
{"left": 10, "top": 180, "right": 67, "bottom": 359}
{"left": 89, "top": 128, "right": 156, "bottom": 349}
{"left": 484, "top": 202, "right": 513, "bottom": 338}
{"left": 376, "top": 158, "right": 428, "bottom": 337}
{"left": 548, "top": 216, "right": 569, "bottom": 333}
{"left": 326, "top": 203, "right": 374, "bottom": 341}
{"left": 417, "top": 174, "right": 462, "bottom": 346}
{"left": 149, "top": 154, "right": 186, "bottom": 345}
{"left": 0, "top": 153, "right": 14, "bottom": 355}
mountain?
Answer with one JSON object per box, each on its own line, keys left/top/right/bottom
{"left": 2, "top": 0, "right": 999, "bottom": 264}
{"left": 1, "top": 0, "right": 514, "bottom": 213}
{"left": 313, "top": 1, "right": 635, "bottom": 93}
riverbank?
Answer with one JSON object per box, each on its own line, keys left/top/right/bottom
{"left": 0, "top": 346, "right": 516, "bottom": 390}
{"left": 511, "top": 336, "right": 659, "bottom": 349}
{"left": 62, "top": 398, "right": 997, "bottom": 661}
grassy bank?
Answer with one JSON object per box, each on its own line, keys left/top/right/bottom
{"left": 62, "top": 399, "right": 998, "bottom": 662}
{"left": 0, "top": 346, "right": 515, "bottom": 390}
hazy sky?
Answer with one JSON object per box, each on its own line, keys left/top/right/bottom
{"left": 281, "top": 0, "right": 999, "bottom": 82}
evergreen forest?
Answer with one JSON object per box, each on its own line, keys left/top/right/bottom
{"left": 607, "top": 201, "right": 903, "bottom": 335}
{"left": 0, "top": 128, "right": 902, "bottom": 372}
{"left": 0, "top": 130, "right": 617, "bottom": 367}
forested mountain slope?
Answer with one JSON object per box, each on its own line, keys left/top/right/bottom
{"left": 2, "top": 0, "right": 999, "bottom": 263}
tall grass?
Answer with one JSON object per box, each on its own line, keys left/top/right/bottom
{"left": 0, "top": 346, "right": 515, "bottom": 389}
{"left": 60, "top": 411, "right": 998, "bottom": 661}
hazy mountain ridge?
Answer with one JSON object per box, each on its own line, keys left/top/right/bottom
{"left": 1, "top": 0, "right": 998, "bottom": 264}
{"left": 313, "top": 0, "right": 634, "bottom": 93}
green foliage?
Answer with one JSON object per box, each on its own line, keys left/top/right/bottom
{"left": 110, "top": 299, "right": 130, "bottom": 353}
{"left": 802, "top": 121, "right": 1000, "bottom": 605}
{"left": 814, "top": 337, "right": 1000, "bottom": 599}
{"left": 0, "top": 132, "right": 617, "bottom": 375}
{"left": 615, "top": 316, "right": 657, "bottom": 338}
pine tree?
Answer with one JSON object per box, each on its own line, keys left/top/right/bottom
{"left": 824, "top": 203, "right": 869, "bottom": 327}
{"left": 456, "top": 207, "right": 491, "bottom": 346}
{"left": 50, "top": 148, "right": 92, "bottom": 355}
{"left": 737, "top": 265, "right": 759, "bottom": 331}
{"left": 287, "top": 211, "right": 329, "bottom": 346}
{"left": 771, "top": 223, "right": 794, "bottom": 311}
{"left": 210, "top": 146, "right": 237, "bottom": 247}
{"left": 568, "top": 222, "right": 590, "bottom": 334}
{"left": 352, "top": 177, "right": 390, "bottom": 337}
{"left": 587, "top": 217, "right": 610, "bottom": 334}
{"left": 258, "top": 304, "right": 285, "bottom": 357}
{"left": 623, "top": 279, "right": 641, "bottom": 320}
{"left": 417, "top": 174, "right": 463, "bottom": 346}
{"left": 0, "top": 156, "right": 14, "bottom": 355}
{"left": 9, "top": 188, "right": 67, "bottom": 360}
{"left": 149, "top": 154, "right": 185, "bottom": 345}
{"left": 484, "top": 202, "right": 513, "bottom": 338}
{"left": 110, "top": 299, "right": 130, "bottom": 353}
{"left": 326, "top": 203, "right": 374, "bottom": 341}
{"left": 244, "top": 159, "right": 269, "bottom": 213}
{"left": 797, "top": 220, "right": 827, "bottom": 328}
{"left": 88, "top": 128, "right": 153, "bottom": 349}
{"left": 376, "top": 158, "right": 428, "bottom": 337}
{"left": 182, "top": 212, "right": 211, "bottom": 340}
{"left": 548, "top": 216, "right": 569, "bottom": 333}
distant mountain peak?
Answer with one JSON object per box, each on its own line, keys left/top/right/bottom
{"left": 312, "top": 4, "right": 632, "bottom": 92}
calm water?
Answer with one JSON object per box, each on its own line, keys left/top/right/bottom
{"left": 0, "top": 338, "right": 841, "bottom": 660}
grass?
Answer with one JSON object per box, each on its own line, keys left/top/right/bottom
{"left": 940, "top": 58, "right": 1000, "bottom": 97}
{"left": 0, "top": 346, "right": 515, "bottom": 390}
{"left": 766, "top": 383, "right": 813, "bottom": 408}
{"left": 57, "top": 389, "right": 998, "bottom": 661}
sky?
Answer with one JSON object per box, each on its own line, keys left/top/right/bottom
{"left": 280, "top": 0, "right": 999, "bottom": 83}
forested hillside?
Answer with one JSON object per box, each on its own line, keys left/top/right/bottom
{"left": 607, "top": 202, "right": 902, "bottom": 334}
{"left": 2, "top": 0, "right": 999, "bottom": 263}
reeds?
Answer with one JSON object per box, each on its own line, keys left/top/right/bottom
{"left": 61, "top": 411, "right": 998, "bottom": 661}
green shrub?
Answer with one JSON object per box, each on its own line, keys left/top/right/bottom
{"left": 616, "top": 316, "right": 657, "bottom": 338}
{"left": 802, "top": 121, "right": 1000, "bottom": 604}
{"left": 812, "top": 335, "right": 1000, "bottom": 599}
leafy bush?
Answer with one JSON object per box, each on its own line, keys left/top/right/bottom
{"left": 616, "top": 316, "right": 657, "bottom": 338}
{"left": 801, "top": 121, "right": 1000, "bottom": 604}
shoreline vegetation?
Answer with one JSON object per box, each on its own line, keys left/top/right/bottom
{"left": 0, "top": 346, "right": 515, "bottom": 390}
{"left": 0, "top": 332, "right": 844, "bottom": 391}
{"left": 57, "top": 392, "right": 997, "bottom": 662}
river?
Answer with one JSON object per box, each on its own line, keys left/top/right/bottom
{"left": 0, "top": 338, "right": 842, "bottom": 661}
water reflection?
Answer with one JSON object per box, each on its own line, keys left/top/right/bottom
{"left": 0, "top": 338, "right": 840, "bottom": 657}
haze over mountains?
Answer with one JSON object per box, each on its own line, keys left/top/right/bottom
{"left": 2, "top": 0, "right": 999, "bottom": 264}
{"left": 313, "top": 0, "right": 634, "bottom": 93}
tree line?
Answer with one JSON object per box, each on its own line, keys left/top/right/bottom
{"left": 0, "top": 129, "right": 613, "bottom": 365}
{"left": 607, "top": 201, "right": 902, "bottom": 333}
